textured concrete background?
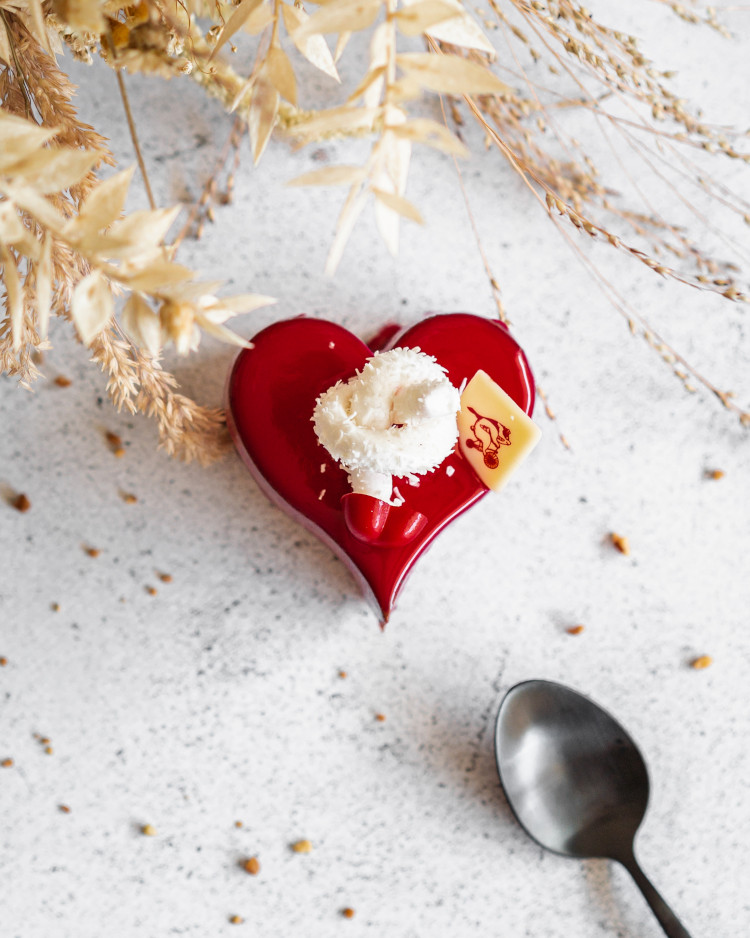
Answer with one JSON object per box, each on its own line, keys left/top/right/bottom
{"left": 1, "top": 5, "right": 749, "bottom": 937}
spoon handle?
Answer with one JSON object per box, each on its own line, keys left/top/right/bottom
{"left": 620, "top": 853, "right": 693, "bottom": 938}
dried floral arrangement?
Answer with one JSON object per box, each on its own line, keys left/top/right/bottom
{"left": 1, "top": 0, "right": 749, "bottom": 464}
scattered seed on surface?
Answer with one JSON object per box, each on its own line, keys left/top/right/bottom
{"left": 375, "top": 713, "right": 386, "bottom": 722}
{"left": 44, "top": 746, "right": 53, "bottom": 755}
{"left": 566, "top": 625, "right": 585, "bottom": 635}
{"left": 59, "top": 805, "right": 71, "bottom": 814}
{"left": 113, "top": 447, "right": 126, "bottom": 458}
{"left": 53, "top": 375, "right": 72, "bottom": 387}
{"left": 243, "top": 857, "right": 260, "bottom": 875}
{"left": 341, "top": 908, "right": 355, "bottom": 919}
{"left": 0, "top": 656, "right": 7, "bottom": 666}
{"left": 691, "top": 655, "right": 713, "bottom": 670}
{"left": 51, "top": 602, "right": 60, "bottom": 612}
{"left": 106, "top": 431, "right": 122, "bottom": 447}
{"left": 123, "top": 493, "right": 138, "bottom": 504}
{"left": 158, "top": 572, "right": 173, "bottom": 583}
{"left": 141, "top": 824, "right": 157, "bottom": 836}
{"left": 12, "top": 493, "right": 31, "bottom": 513}
{"left": 145, "top": 586, "right": 158, "bottom": 596}
{"left": 338, "top": 670, "right": 347, "bottom": 679}
{"left": 291, "top": 839, "right": 312, "bottom": 854}
{"left": 234, "top": 820, "right": 243, "bottom": 828}
{"left": 706, "top": 469, "right": 725, "bottom": 480}
{"left": 610, "top": 533, "right": 630, "bottom": 555}
{"left": 1, "top": 758, "right": 13, "bottom": 768}
{"left": 84, "top": 547, "right": 100, "bottom": 558}
{"left": 229, "top": 916, "right": 244, "bottom": 925}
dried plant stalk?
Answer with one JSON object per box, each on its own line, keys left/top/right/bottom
{"left": 1, "top": 5, "right": 274, "bottom": 460}
{"left": 1, "top": 0, "right": 749, "bottom": 462}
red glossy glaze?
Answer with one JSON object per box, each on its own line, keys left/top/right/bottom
{"left": 342, "top": 494, "right": 391, "bottom": 542}
{"left": 342, "top": 494, "right": 428, "bottom": 546}
{"left": 226, "top": 313, "right": 536, "bottom": 624}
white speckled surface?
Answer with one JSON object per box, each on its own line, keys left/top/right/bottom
{"left": 2, "top": 8, "right": 750, "bottom": 937}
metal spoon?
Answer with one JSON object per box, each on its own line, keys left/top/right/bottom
{"left": 494, "top": 679, "right": 692, "bottom": 938}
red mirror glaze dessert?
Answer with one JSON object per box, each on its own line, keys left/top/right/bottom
{"left": 226, "top": 313, "right": 536, "bottom": 624}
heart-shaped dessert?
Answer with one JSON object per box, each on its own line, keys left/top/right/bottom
{"left": 227, "top": 313, "right": 536, "bottom": 624}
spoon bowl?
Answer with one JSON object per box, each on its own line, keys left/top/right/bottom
{"left": 495, "top": 680, "right": 692, "bottom": 938}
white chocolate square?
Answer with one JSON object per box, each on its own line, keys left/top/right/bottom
{"left": 457, "top": 370, "right": 541, "bottom": 491}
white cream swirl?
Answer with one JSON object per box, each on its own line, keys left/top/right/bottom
{"left": 312, "top": 347, "right": 460, "bottom": 502}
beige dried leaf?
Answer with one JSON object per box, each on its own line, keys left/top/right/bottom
{"left": 121, "top": 294, "right": 162, "bottom": 355}
{"left": 292, "top": 0, "right": 381, "bottom": 41}
{"left": 387, "top": 76, "right": 424, "bottom": 103}
{"left": 374, "top": 195, "right": 400, "bottom": 256}
{"left": 290, "top": 105, "right": 379, "bottom": 144}
{"left": 36, "top": 232, "right": 53, "bottom": 341}
{"left": 325, "top": 188, "right": 368, "bottom": 276}
{"left": 374, "top": 113, "right": 411, "bottom": 259}
{"left": 77, "top": 235, "right": 160, "bottom": 263}
{"left": 282, "top": 4, "right": 340, "bottom": 82}
{"left": 0, "top": 113, "right": 57, "bottom": 168}
{"left": 77, "top": 166, "right": 135, "bottom": 235}
{"left": 27, "top": 0, "right": 51, "bottom": 54}
{"left": 0, "top": 18, "right": 12, "bottom": 66}
{"left": 348, "top": 65, "right": 386, "bottom": 104}
{"left": 397, "top": 53, "right": 512, "bottom": 96}
{"left": 389, "top": 118, "right": 469, "bottom": 157}
{"left": 266, "top": 43, "right": 297, "bottom": 106}
{"left": 119, "top": 261, "right": 195, "bottom": 292}
{"left": 403, "top": 0, "right": 495, "bottom": 53}
{"left": 193, "top": 311, "right": 253, "bottom": 348}
{"left": 108, "top": 206, "right": 181, "bottom": 251}
{"left": 248, "top": 74, "right": 280, "bottom": 164}
{"left": 20, "top": 147, "right": 101, "bottom": 196}
{"left": 0, "top": 182, "right": 67, "bottom": 232}
{"left": 394, "top": 0, "right": 460, "bottom": 37}
{"left": 372, "top": 188, "right": 424, "bottom": 224}
{"left": 203, "top": 292, "right": 277, "bottom": 316}
{"left": 288, "top": 165, "right": 367, "bottom": 187}
{"left": 371, "top": 109, "right": 412, "bottom": 256}
{"left": 162, "top": 280, "right": 226, "bottom": 302}
{"left": 243, "top": 1, "right": 275, "bottom": 35}
{"left": 0, "top": 201, "right": 28, "bottom": 245}
{"left": 1, "top": 244, "right": 24, "bottom": 352}
{"left": 382, "top": 108, "right": 411, "bottom": 193}
{"left": 364, "top": 22, "right": 388, "bottom": 108}
{"left": 71, "top": 270, "right": 114, "bottom": 346}
{"left": 209, "top": 0, "right": 264, "bottom": 60}
{"left": 334, "top": 31, "right": 351, "bottom": 63}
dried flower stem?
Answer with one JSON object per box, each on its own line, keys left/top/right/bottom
{"left": 115, "top": 68, "right": 156, "bottom": 211}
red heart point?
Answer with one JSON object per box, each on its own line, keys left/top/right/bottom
{"left": 227, "top": 313, "right": 535, "bottom": 624}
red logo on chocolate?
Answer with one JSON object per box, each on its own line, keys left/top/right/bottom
{"left": 465, "top": 407, "right": 511, "bottom": 469}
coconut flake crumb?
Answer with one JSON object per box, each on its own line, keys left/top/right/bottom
{"left": 446, "top": 465, "right": 455, "bottom": 477}
{"left": 318, "top": 489, "right": 326, "bottom": 501}
{"left": 328, "top": 341, "right": 335, "bottom": 349}
{"left": 458, "top": 377, "right": 468, "bottom": 394}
